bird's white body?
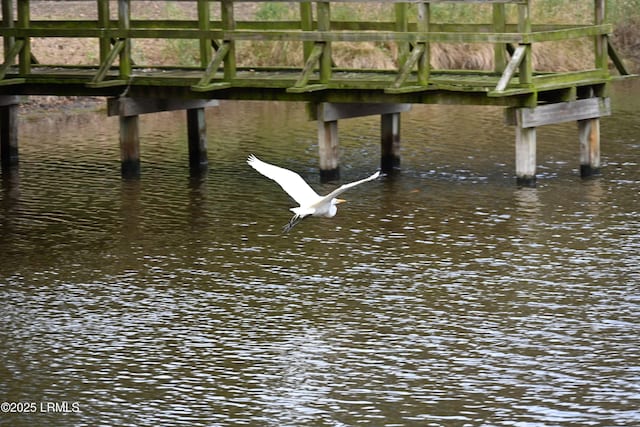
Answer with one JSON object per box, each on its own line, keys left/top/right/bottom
{"left": 247, "top": 154, "right": 380, "bottom": 231}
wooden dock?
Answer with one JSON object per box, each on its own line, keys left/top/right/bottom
{"left": 0, "top": 0, "right": 632, "bottom": 184}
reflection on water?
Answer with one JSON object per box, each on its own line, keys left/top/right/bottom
{"left": 1, "top": 81, "right": 639, "bottom": 426}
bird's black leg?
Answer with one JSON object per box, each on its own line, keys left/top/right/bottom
{"left": 282, "top": 214, "right": 305, "bottom": 233}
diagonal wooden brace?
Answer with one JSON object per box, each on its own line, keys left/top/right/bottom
{"left": 192, "top": 42, "right": 231, "bottom": 91}
{"left": 88, "top": 39, "right": 125, "bottom": 86}
{"left": 0, "top": 40, "right": 24, "bottom": 80}
{"left": 390, "top": 43, "right": 425, "bottom": 90}
{"left": 495, "top": 45, "right": 526, "bottom": 92}
{"left": 287, "top": 43, "right": 326, "bottom": 93}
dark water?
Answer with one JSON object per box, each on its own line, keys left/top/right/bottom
{"left": 1, "top": 81, "right": 639, "bottom": 426}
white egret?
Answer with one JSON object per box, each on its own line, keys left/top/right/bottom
{"left": 247, "top": 154, "right": 380, "bottom": 232}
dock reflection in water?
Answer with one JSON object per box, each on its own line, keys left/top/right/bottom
{"left": 1, "top": 82, "right": 639, "bottom": 426}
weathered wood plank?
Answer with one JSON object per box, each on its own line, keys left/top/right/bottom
{"left": 494, "top": 45, "right": 526, "bottom": 92}
{"left": 0, "top": 40, "right": 24, "bottom": 80}
{"left": 89, "top": 39, "right": 124, "bottom": 85}
{"left": 223, "top": 30, "right": 525, "bottom": 44}
{"left": 290, "top": 42, "right": 324, "bottom": 89}
{"left": 192, "top": 41, "right": 230, "bottom": 89}
{"left": 508, "top": 97, "right": 611, "bottom": 128}
{"left": 312, "top": 102, "right": 411, "bottom": 122}
{"left": 107, "top": 97, "right": 219, "bottom": 117}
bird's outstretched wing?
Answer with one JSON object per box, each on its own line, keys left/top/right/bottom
{"left": 314, "top": 170, "right": 381, "bottom": 207}
{"left": 247, "top": 155, "right": 320, "bottom": 205}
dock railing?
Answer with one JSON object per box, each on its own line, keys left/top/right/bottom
{"left": 0, "top": 0, "right": 628, "bottom": 99}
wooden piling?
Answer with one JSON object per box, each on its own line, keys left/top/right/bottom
{"left": 187, "top": 108, "right": 208, "bottom": 175}
{"left": 381, "top": 112, "right": 401, "bottom": 174}
{"left": 578, "top": 117, "right": 601, "bottom": 177}
{"left": 119, "top": 115, "right": 140, "bottom": 178}
{"left": 318, "top": 120, "right": 340, "bottom": 182}
{"left": 515, "top": 125, "right": 536, "bottom": 187}
{"left": 0, "top": 102, "right": 19, "bottom": 171}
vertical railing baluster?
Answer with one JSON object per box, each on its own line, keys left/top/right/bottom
{"left": 317, "top": 1, "right": 331, "bottom": 83}
{"left": 395, "top": 3, "right": 409, "bottom": 68}
{"left": 300, "top": 1, "right": 313, "bottom": 61}
{"left": 594, "top": 0, "right": 606, "bottom": 71}
{"left": 493, "top": 3, "right": 507, "bottom": 73}
{"left": 518, "top": 0, "right": 532, "bottom": 86}
{"left": 2, "top": 0, "right": 15, "bottom": 65}
{"left": 417, "top": 2, "right": 429, "bottom": 86}
{"left": 97, "top": 0, "right": 110, "bottom": 64}
{"left": 17, "top": 0, "right": 30, "bottom": 75}
{"left": 221, "top": 0, "right": 235, "bottom": 80}
{"left": 118, "top": 0, "right": 131, "bottom": 80}
{"left": 198, "top": 0, "right": 212, "bottom": 68}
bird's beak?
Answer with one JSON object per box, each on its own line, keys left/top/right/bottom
{"left": 335, "top": 198, "right": 347, "bottom": 204}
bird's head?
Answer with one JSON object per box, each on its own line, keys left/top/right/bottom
{"left": 328, "top": 198, "right": 347, "bottom": 217}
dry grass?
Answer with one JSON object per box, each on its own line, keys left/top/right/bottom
{"left": 611, "top": 17, "right": 640, "bottom": 73}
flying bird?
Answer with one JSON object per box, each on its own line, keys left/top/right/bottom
{"left": 247, "top": 154, "right": 380, "bottom": 232}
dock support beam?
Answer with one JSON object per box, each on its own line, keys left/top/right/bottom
{"left": 187, "top": 107, "right": 208, "bottom": 175}
{"left": 318, "top": 119, "right": 340, "bottom": 181}
{"left": 508, "top": 96, "right": 609, "bottom": 185}
{"left": 0, "top": 97, "right": 20, "bottom": 172}
{"left": 313, "top": 103, "right": 410, "bottom": 181}
{"left": 515, "top": 125, "right": 536, "bottom": 187}
{"left": 119, "top": 115, "right": 140, "bottom": 179}
{"left": 108, "top": 97, "right": 218, "bottom": 178}
{"left": 381, "top": 112, "right": 401, "bottom": 174}
{"left": 578, "top": 117, "right": 600, "bottom": 177}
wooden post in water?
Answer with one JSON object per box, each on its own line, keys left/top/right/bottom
{"left": 578, "top": 118, "right": 600, "bottom": 177}
{"left": 313, "top": 103, "right": 410, "bottom": 181}
{"left": 318, "top": 120, "right": 340, "bottom": 182}
{"left": 0, "top": 97, "right": 19, "bottom": 171}
{"left": 108, "top": 98, "right": 218, "bottom": 178}
{"left": 381, "top": 113, "right": 401, "bottom": 174}
{"left": 119, "top": 115, "right": 140, "bottom": 178}
{"left": 187, "top": 108, "right": 208, "bottom": 175}
{"left": 515, "top": 125, "right": 536, "bottom": 187}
